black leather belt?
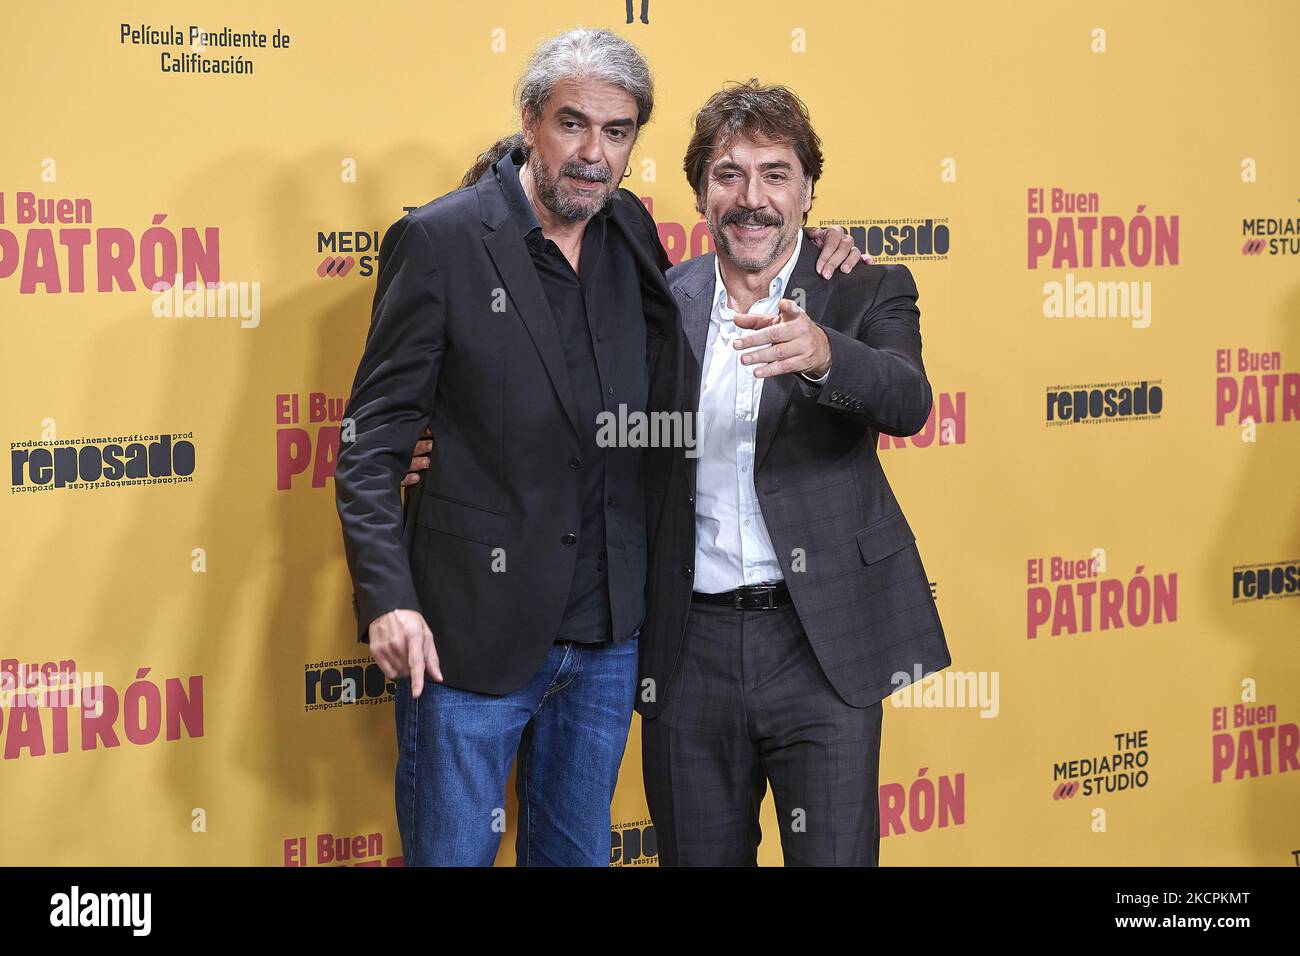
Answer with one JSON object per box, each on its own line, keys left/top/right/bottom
{"left": 692, "top": 582, "right": 792, "bottom": 610}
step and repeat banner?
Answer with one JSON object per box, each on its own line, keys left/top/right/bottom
{"left": 2, "top": 1, "right": 1297, "bottom": 867}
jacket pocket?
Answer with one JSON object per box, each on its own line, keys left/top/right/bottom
{"left": 855, "top": 510, "right": 915, "bottom": 564}
{"left": 416, "top": 490, "right": 509, "bottom": 546}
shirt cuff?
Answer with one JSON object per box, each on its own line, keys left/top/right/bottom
{"left": 800, "top": 367, "right": 830, "bottom": 386}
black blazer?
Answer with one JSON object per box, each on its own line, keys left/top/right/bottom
{"left": 639, "top": 240, "right": 952, "bottom": 718}
{"left": 335, "top": 166, "right": 680, "bottom": 695}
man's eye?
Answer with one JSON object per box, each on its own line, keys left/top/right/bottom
{"left": 607, "top": 128, "right": 625, "bottom": 139}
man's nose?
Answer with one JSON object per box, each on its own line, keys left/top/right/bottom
{"left": 577, "top": 129, "right": 604, "bottom": 166}
{"left": 741, "top": 174, "right": 766, "bottom": 212}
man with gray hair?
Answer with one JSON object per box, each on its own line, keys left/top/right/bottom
{"left": 338, "top": 27, "right": 861, "bottom": 866}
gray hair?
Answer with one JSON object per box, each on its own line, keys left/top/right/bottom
{"left": 515, "top": 27, "right": 654, "bottom": 128}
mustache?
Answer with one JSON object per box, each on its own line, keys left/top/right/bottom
{"left": 560, "top": 161, "right": 612, "bottom": 183}
{"left": 721, "top": 208, "right": 783, "bottom": 228}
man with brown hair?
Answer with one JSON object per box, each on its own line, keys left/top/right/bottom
{"left": 639, "top": 80, "right": 952, "bottom": 866}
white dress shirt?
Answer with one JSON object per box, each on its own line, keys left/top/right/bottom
{"left": 693, "top": 231, "right": 826, "bottom": 593}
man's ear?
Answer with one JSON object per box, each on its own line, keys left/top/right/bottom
{"left": 520, "top": 107, "right": 537, "bottom": 148}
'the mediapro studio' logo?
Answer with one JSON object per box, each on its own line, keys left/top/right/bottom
{"left": 1239, "top": 215, "right": 1299, "bottom": 257}
{"left": 315, "top": 229, "right": 380, "bottom": 278}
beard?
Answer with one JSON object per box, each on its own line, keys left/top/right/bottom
{"left": 710, "top": 206, "right": 798, "bottom": 272}
{"left": 529, "top": 151, "right": 614, "bottom": 222}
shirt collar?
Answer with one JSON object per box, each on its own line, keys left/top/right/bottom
{"left": 712, "top": 228, "right": 804, "bottom": 320}
{"left": 495, "top": 147, "right": 614, "bottom": 241}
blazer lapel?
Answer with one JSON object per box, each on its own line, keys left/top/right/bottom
{"left": 676, "top": 252, "right": 717, "bottom": 371}
{"left": 478, "top": 174, "right": 581, "bottom": 439}
{"left": 608, "top": 200, "right": 675, "bottom": 339}
{"left": 670, "top": 255, "right": 716, "bottom": 501}
{"left": 754, "top": 238, "right": 834, "bottom": 473}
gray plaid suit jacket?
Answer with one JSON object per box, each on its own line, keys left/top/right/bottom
{"left": 637, "top": 238, "right": 952, "bottom": 718}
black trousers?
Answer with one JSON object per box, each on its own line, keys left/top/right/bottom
{"left": 642, "top": 602, "right": 884, "bottom": 866}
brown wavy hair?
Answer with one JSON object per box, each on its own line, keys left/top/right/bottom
{"left": 682, "top": 80, "right": 824, "bottom": 223}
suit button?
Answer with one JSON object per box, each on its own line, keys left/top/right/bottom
{"left": 562, "top": 533, "right": 577, "bottom": 546}
{"left": 569, "top": 456, "right": 582, "bottom": 469}
{"left": 687, "top": 495, "right": 695, "bottom": 505}
{"left": 681, "top": 565, "right": 693, "bottom": 577}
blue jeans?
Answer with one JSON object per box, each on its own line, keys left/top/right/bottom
{"left": 393, "top": 634, "right": 639, "bottom": 866}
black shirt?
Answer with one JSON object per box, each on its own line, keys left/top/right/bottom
{"left": 494, "top": 148, "right": 647, "bottom": 645}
